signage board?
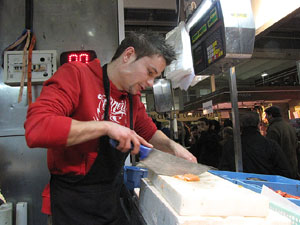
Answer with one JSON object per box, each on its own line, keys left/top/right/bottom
{"left": 203, "top": 100, "right": 213, "bottom": 115}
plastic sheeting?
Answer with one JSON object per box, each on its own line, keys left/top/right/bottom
{"left": 164, "top": 22, "right": 195, "bottom": 91}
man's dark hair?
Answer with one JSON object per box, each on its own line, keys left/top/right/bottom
{"left": 198, "top": 117, "right": 209, "bottom": 125}
{"left": 111, "top": 32, "right": 176, "bottom": 65}
{"left": 265, "top": 106, "right": 282, "bottom": 118}
{"left": 240, "top": 112, "right": 259, "bottom": 128}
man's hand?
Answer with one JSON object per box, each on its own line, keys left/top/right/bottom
{"left": 67, "top": 120, "right": 152, "bottom": 154}
{"left": 172, "top": 143, "right": 197, "bottom": 163}
{"left": 105, "top": 121, "right": 152, "bottom": 154}
{"left": 149, "top": 130, "right": 197, "bottom": 163}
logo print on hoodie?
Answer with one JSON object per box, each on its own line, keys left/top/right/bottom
{"left": 93, "top": 94, "right": 127, "bottom": 124}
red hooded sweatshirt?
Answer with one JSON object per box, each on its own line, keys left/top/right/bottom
{"left": 24, "top": 59, "right": 157, "bottom": 214}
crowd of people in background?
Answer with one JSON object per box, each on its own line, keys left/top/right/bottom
{"left": 154, "top": 105, "right": 300, "bottom": 179}
{"left": 219, "top": 111, "right": 294, "bottom": 178}
{"left": 189, "top": 117, "right": 222, "bottom": 168}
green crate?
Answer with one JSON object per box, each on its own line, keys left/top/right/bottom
{"left": 270, "top": 202, "right": 300, "bottom": 225}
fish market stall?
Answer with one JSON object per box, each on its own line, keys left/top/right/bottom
{"left": 123, "top": 168, "right": 292, "bottom": 225}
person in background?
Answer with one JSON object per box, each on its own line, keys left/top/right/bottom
{"left": 197, "top": 117, "right": 210, "bottom": 134}
{"left": 24, "top": 32, "right": 196, "bottom": 225}
{"left": 190, "top": 117, "right": 222, "bottom": 168}
{"left": 161, "top": 123, "right": 171, "bottom": 138}
{"left": 209, "top": 119, "right": 221, "bottom": 135}
{"left": 219, "top": 118, "right": 233, "bottom": 142}
{"left": 219, "top": 112, "right": 293, "bottom": 178}
{"left": 223, "top": 118, "right": 233, "bottom": 128}
{"left": 152, "top": 119, "right": 171, "bottom": 138}
{"left": 219, "top": 126, "right": 233, "bottom": 147}
{"left": 183, "top": 122, "right": 192, "bottom": 147}
{"left": 265, "top": 106, "right": 299, "bottom": 179}
{"left": 189, "top": 125, "right": 199, "bottom": 146}
{"left": 152, "top": 118, "right": 162, "bottom": 129}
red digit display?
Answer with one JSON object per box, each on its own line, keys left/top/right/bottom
{"left": 68, "top": 54, "right": 78, "bottom": 62}
{"left": 78, "top": 53, "right": 89, "bottom": 63}
{"left": 60, "top": 50, "right": 97, "bottom": 66}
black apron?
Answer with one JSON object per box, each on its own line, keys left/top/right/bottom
{"left": 50, "top": 64, "right": 133, "bottom": 225}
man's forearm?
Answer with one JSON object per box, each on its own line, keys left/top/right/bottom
{"left": 66, "top": 120, "right": 109, "bottom": 146}
{"left": 67, "top": 119, "right": 153, "bottom": 155}
{"left": 149, "top": 130, "right": 174, "bottom": 153}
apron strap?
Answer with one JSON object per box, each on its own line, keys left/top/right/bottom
{"left": 102, "top": 64, "right": 110, "bottom": 121}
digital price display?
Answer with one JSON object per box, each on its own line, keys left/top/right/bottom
{"left": 206, "top": 27, "right": 224, "bottom": 65}
{"left": 189, "top": 1, "right": 225, "bottom": 74}
{"left": 60, "top": 50, "right": 97, "bottom": 66}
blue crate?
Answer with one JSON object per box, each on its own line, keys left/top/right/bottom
{"left": 124, "top": 166, "right": 148, "bottom": 190}
{"left": 209, "top": 170, "right": 300, "bottom": 184}
{"left": 235, "top": 180, "right": 262, "bottom": 193}
{"left": 209, "top": 170, "right": 300, "bottom": 206}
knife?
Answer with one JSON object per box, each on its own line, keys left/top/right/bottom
{"left": 109, "top": 139, "right": 212, "bottom": 176}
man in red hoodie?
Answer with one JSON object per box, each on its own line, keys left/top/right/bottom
{"left": 24, "top": 32, "right": 196, "bottom": 225}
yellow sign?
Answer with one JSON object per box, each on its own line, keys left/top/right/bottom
{"left": 148, "top": 111, "right": 203, "bottom": 122}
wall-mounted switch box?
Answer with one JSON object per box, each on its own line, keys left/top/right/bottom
{"left": 3, "top": 50, "right": 57, "bottom": 85}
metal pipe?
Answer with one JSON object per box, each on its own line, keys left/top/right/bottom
{"left": 228, "top": 66, "right": 243, "bottom": 172}
{"left": 117, "top": 0, "right": 125, "bottom": 43}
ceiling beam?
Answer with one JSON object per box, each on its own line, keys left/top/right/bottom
{"left": 252, "top": 48, "right": 300, "bottom": 60}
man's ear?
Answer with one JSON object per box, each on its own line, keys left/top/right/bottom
{"left": 123, "top": 47, "right": 135, "bottom": 63}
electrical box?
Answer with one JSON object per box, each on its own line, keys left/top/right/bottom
{"left": 3, "top": 50, "right": 57, "bottom": 85}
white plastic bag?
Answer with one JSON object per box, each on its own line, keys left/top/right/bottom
{"left": 164, "top": 21, "right": 195, "bottom": 91}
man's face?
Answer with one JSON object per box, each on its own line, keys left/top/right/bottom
{"left": 198, "top": 121, "right": 209, "bottom": 132}
{"left": 120, "top": 48, "right": 167, "bottom": 95}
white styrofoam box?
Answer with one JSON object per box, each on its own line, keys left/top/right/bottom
{"left": 3, "top": 50, "right": 57, "bottom": 85}
{"left": 16, "top": 202, "right": 27, "bottom": 225}
{"left": 139, "top": 179, "right": 291, "bottom": 225}
{"left": 147, "top": 171, "right": 270, "bottom": 217}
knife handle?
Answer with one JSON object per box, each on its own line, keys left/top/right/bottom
{"left": 109, "top": 139, "right": 134, "bottom": 151}
{"left": 109, "top": 139, "right": 119, "bottom": 148}
{"left": 109, "top": 139, "right": 152, "bottom": 159}
{"left": 139, "top": 145, "right": 152, "bottom": 160}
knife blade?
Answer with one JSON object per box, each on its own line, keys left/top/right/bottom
{"left": 109, "top": 139, "right": 212, "bottom": 176}
{"left": 138, "top": 145, "right": 212, "bottom": 176}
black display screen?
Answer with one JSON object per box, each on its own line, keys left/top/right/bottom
{"left": 193, "top": 43, "right": 207, "bottom": 74}
{"left": 189, "top": 1, "right": 225, "bottom": 74}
